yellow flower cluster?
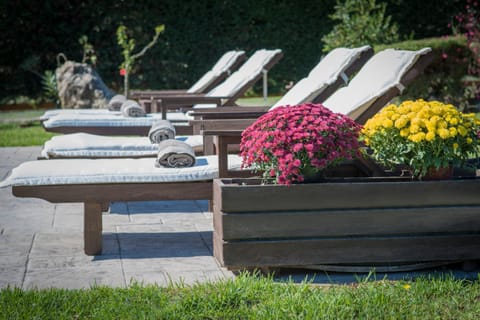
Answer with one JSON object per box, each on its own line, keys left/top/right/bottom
{"left": 362, "top": 99, "right": 479, "bottom": 144}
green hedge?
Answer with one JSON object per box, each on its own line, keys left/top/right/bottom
{"left": 0, "top": 0, "right": 464, "bottom": 101}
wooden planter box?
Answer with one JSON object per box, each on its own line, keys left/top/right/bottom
{"left": 213, "top": 177, "right": 480, "bottom": 270}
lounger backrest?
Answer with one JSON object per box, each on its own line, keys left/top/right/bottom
{"left": 270, "top": 45, "right": 373, "bottom": 109}
{"left": 193, "top": 49, "right": 283, "bottom": 108}
{"left": 187, "top": 50, "right": 247, "bottom": 94}
{"left": 323, "top": 48, "right": 433, "bottom": 123}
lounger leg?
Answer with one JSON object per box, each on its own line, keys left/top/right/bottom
{"left": 84, "top": 202, "right": 103, "bottom": 255}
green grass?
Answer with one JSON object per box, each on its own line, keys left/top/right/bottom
{"left": 1, "top": 273, "right": 480, "bottom": 319}
{"left": 0, "top": 122, "right": 57, "bottom": 147}
{"left": 237, "top": 95, "right": 282, "bottom": 106}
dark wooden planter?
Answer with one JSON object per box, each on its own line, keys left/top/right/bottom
{"left": 213, "top": 177, "right": 480, "bottom": 270}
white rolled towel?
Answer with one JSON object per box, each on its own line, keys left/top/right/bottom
{"left": 148, "top": 120, "right": 176, "bottom": 143}
{"left": 108, "top": 94, "right": 127, "bottom": 111}
{"left": 155, "top": 140, "right": 196, "bottom": 168}
{"left": 121, "top": 99, "right": 146, "bottom": 117}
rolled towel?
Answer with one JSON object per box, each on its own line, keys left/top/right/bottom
{"left": 148, "top": 120, "right": 176, "bottom": 143}
{"left": 156, "top": 140, "right": 196, "bottom": 168}
{"left": 108, "top": 94, "right": 127, "bottom": 111}
{"left": 121, "top": 99, "right": 146, "bottom": 117}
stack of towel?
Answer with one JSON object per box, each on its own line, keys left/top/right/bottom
{"left": 121, "top": 99, "right": 146, "bottom": 117}
{"left": 155, "top": 140, "right": 196, "bottom": 168}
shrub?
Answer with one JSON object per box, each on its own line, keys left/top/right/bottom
{"left": 322, "top": 0, "right": 400, "bottom": 52}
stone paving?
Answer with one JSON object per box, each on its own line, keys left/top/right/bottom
{"left": 1, "top": 147, "right": 479, "bottom": 290}
{"left": 0, "top": 147, "right": 234, "bottom": 289}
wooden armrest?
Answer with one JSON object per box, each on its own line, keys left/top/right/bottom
{"left": 190, "top": 119, "right": 255, "bottom": 133}
{"left": 190, "top": 106, "right": 269, "bottom": 120}
{"left": 130, "top": 89, "right": 189, "bottom": 98}
{"left": 191, "top": 106, "right": 270, "bottom": 114}
{"left": 141, "top": 95, "right": 231, "bottom": 118}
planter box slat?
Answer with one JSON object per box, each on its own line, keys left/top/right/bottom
{"left": 217, "top": 206, "right": 480, "bottom": 240}
{"left": 217, "top": 234, "right": 480, "bottom": 267}
{"left": 213, "top": 178, "right": 480, "bottom": 269}
{"left": 217, "top": 179, "right": 480, "bottom": 212}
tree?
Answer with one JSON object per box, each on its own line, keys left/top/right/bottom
{"left": 117, "top": 24, "right": 165, "bottom": 97}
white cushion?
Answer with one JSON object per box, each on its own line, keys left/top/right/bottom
{"left": 187, "top": 50, "right": 246, "bottom": 94}
{"left": 0, "top": 155, "right": 243, "bottom": 187}
{"left": 40, "top": 109, "right": 121, "bottom": 121}
{"left": 271, "top": 45, "right": 372, "bottom": 109}
{"left": 43, "top": 113, "right": 165, "bottom": 128}
{"left": 323, "top": 48, "right": 432, "bottom": 119}
{"left": 193, "top": 49, "right": 282, "bottom": 109}
{"left": 41, "top": 133, "right": 204, "bottom": 158}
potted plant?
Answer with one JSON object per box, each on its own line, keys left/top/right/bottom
{"left": 361, "top": 99, "right": 480, "bottom": 179}
{"left": 212, "top": 101, "right": 480, "bottom": 270}
{"left": 240, "top": 103, "right": 362, "bottom": 185}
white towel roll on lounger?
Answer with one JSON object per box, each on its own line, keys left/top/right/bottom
{"left": 156, "top": 140, "right": 196, "bottom": 168}
{"left": 148, "top": 120, "right": 176, "bottom": 143}
{"left": 121, "top": 99, "right": 146, "bottom": 117}
{"left": 108, "top": 94, "right": 127, "bottom": 111}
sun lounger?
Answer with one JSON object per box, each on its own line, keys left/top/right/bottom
{"left": 0, "top": 154, "right": 245, "bottom": 255}
{"left": 42, "top": 49, "right": 284, "bottom": 135}
{"left": 0, "top": 47, "right": 433, "bottom": 256}
{"left": 40, "top": 46, "right": 374, "bottom": 159}
{"left": 39, "top": 50, "right": 247, "bottom": 121}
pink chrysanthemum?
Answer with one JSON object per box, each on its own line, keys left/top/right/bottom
{"left": 240, "top": 103, "right": 362, "bottom": 185}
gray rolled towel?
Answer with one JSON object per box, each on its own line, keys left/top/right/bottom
{"left": 108, "top": 94, "right": 127, "bottom": 111}
{"left": 155, "top": 140, "right": 196, "bottom": 168}
{"left": 121, "top": 99, "right": 146, "bottom": 117}
{"left": 148, "top": 120, "right": 176, "bottom": 143}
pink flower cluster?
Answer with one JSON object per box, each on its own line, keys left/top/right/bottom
{"left": 240, "top": 103, "right": 362, "bottom": 185}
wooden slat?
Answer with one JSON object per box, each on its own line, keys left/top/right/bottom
{"left": 219, "top": 234, "right": 480, "bottom": 267}
{"left": 215, "top": 178, "right": 480, "bottom": 212}
{"left": 13, "top": 181, "right": 213, "bottom": 203}
{"left": 218, "top": 206, "right": 480, "bottom": 240}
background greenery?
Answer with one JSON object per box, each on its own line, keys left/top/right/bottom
{"left": 0, "top": 0, "right": 466, "bottom": 104}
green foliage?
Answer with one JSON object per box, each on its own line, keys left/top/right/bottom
{"left": 322, "top": 0, "right": 400, "bottom": 52}
{"left": 40, "top": 70, "right": 58, "bottom": 105}
{"left": 78, "top": 35, "right": 97, "bottom": 66}
{"left": 116, "top": 24, "right": 165, "bottom": 96}
{"left": 1, "top": 273, "right": 480, "bottom": 319}
{"left": 0, "top": 1, "right": 467, "bottom": 100}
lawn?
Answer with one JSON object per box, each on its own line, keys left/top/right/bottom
{"left": 1, "top": 273, "right": 480, "bottom": 319}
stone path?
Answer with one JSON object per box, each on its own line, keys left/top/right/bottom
{"left": 1, "top": 147, "right": 479, "bottom": 290}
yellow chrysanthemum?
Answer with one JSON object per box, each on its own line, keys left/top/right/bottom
{"left": 394, "top": 116, "right": 408, "bottom": 129}
{"left": 425, "top": 131, "right": 436, "bottom": 141}
{"left": 382, "top": 118, "right": 394, "bottom": 128}
{"left": 437, "top": 128, "right": 450, "bottom": 139}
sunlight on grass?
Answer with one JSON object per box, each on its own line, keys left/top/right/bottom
{"left": 0, "top": 123, "right": 57, "bottom": 147}
{"left": 1, "top": 273, "right": 480, "bottom": 319}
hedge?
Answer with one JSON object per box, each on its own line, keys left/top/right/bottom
{"left": 0, "top": 0, "right": 464, "bottom": 101}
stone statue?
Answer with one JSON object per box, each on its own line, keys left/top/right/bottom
{"left": 55, "top": 56, "right": 114, "bottom": 109}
